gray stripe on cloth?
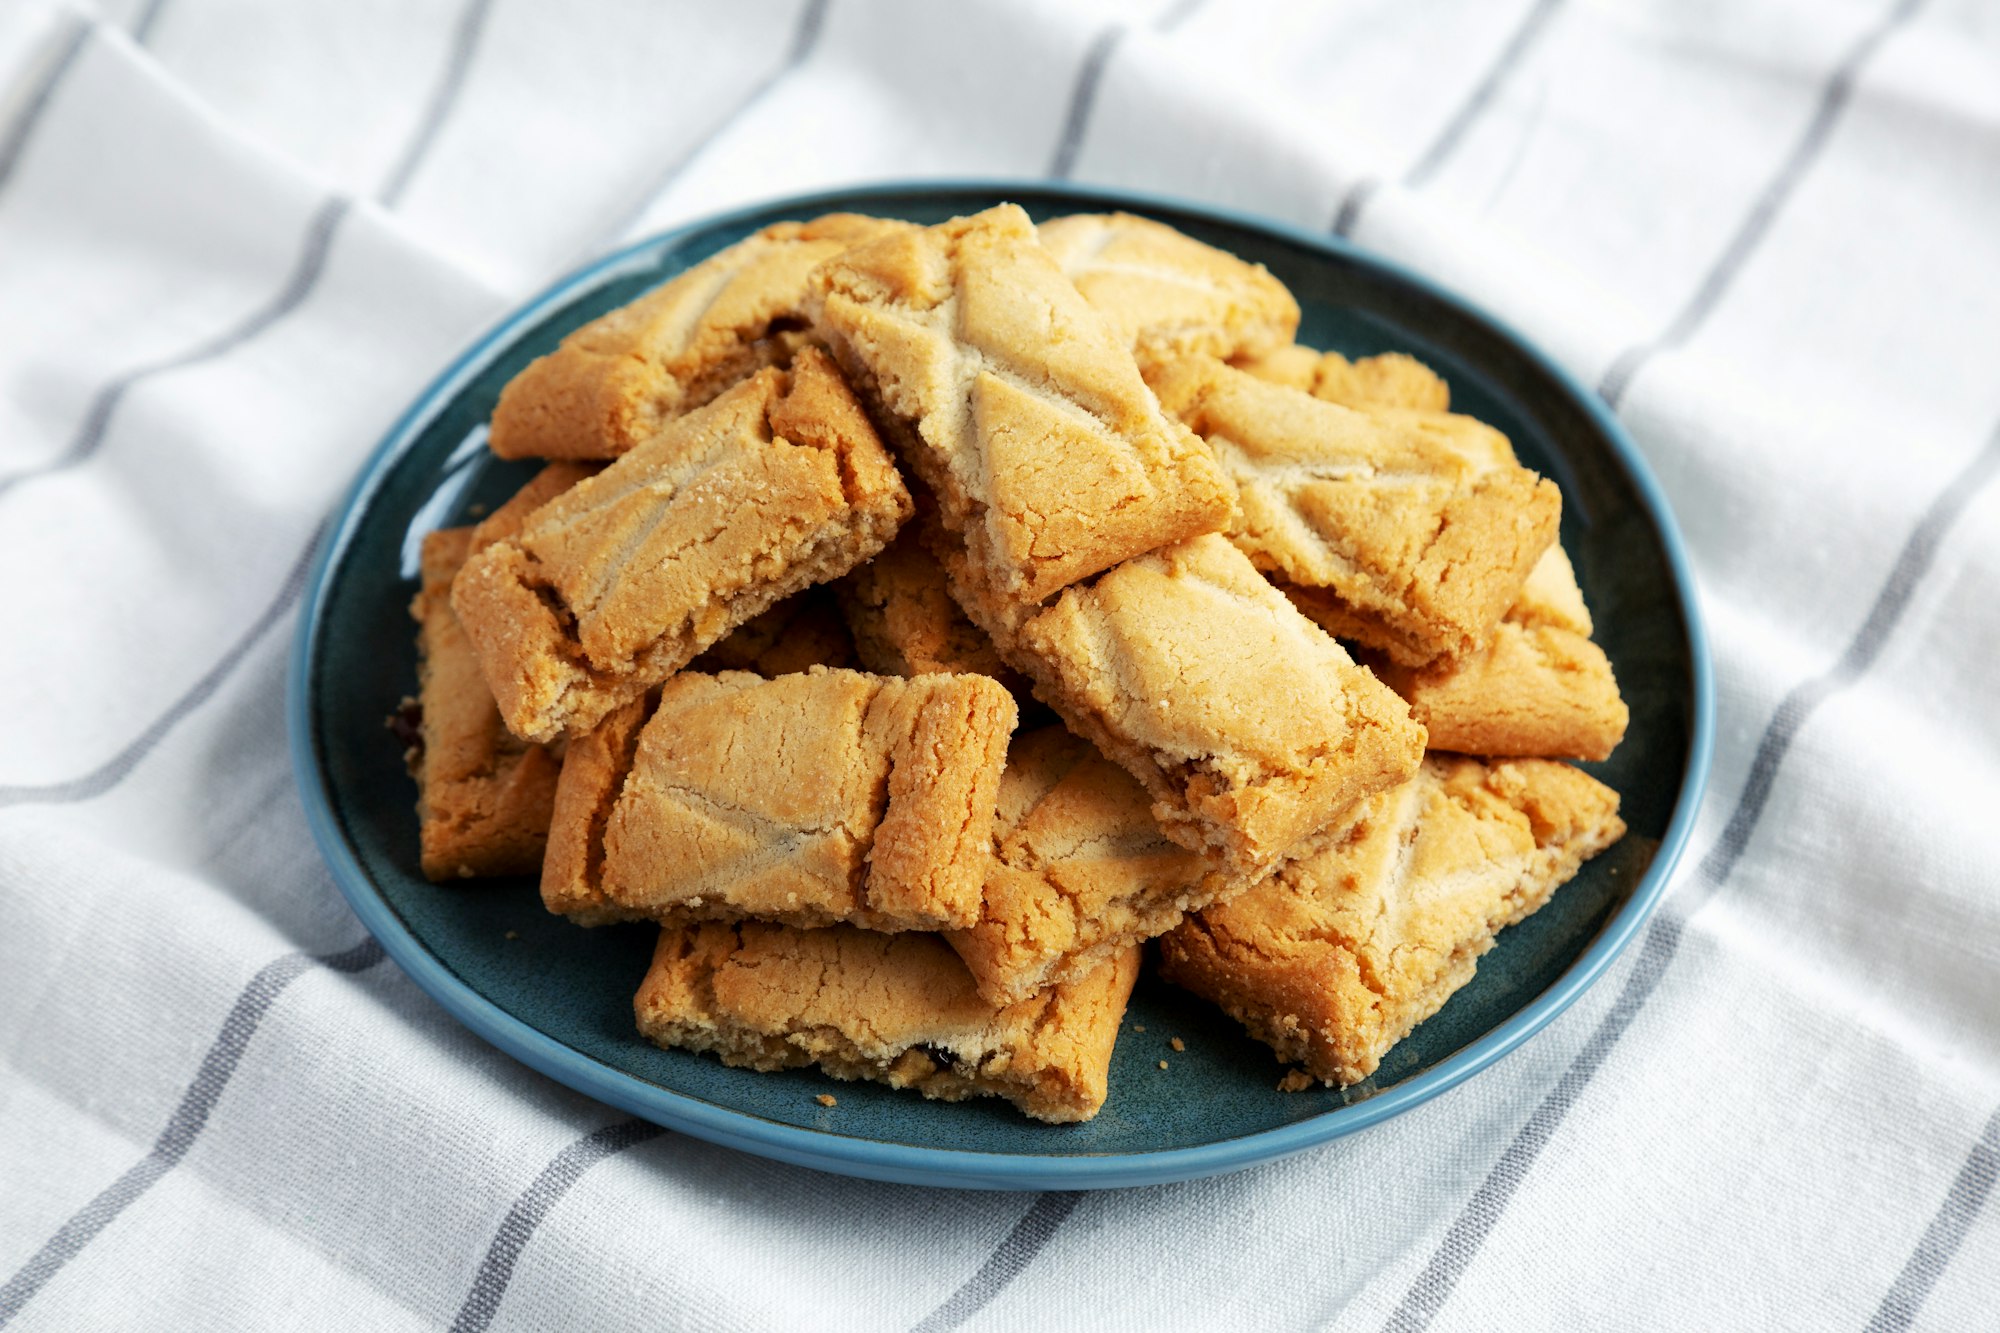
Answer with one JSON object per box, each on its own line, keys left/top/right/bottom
{"left": 1866, "top": 1108, "right": 2000, "bottom": 1333}
{"left": 376, "top": 0, "right": 495, "bottom": 207}
{"left": 909, "top": 1192, "right": 1082, "bottom": 1333}
{"left": 0, "top": 14, "right": 90, "bottom": 201}
{"left": 0, "top": 518, "right": 325, "bottom": 808}
{"left": 1046, "top": 25, "right": 1126, "bottom": 180}
{"left": 595, "top": 0, "right": 830, "bottom": 247}
{"left": 0, "top": 197, "right": 351, "bottom": 499}
{"left": 1597, "top": 0, "right": 1925, "bottom": 408}
{"left": 448, "top": 1120, "right": 667, "bottom": 1333}
{"left": 1379, "top": 419, "right": 2000, "bottom": 1333}
{"left": 0, "top": 938, "right": 387, "bottom": 1328}
{"left": 1330, "top": 0, "right": 1567, "bottom": 235}
{"left": 129, "top": 0, "right": 171, "bottom": 46}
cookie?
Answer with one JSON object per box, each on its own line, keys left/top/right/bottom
{"left": 451, "top": 348, "right": 911, "bottom": 743}
{"left": 548, "top": 667, "right": 1016, "bottom": 932}
{"left": 833, "top": 523, "right": 1012, "bottom": 682}
{"left": 1158, "top": 756, "right": 1625, "bottom": 1086}
{"left": 489, "top": 213, "right": 906, "bottom": 460}
{"left": 947, "top": 726, "right": 1289, "bottom": 1007}
{"left": 1036, "top": 211, "right": 1300, "bottom": 364}
{"left": 942, "top": 533, "right": 1424, "bottom": 878}
{"left": 1369, "top": 545, "right": 1629, "bottom": 761}
{"left": 634, "top": 922, "right": 1140, "bottom": 1123}
{"left": 540, "top": 693, "right": 655, "bottom": 926}
{"left": 691, "top": 584, "right": 856, "bottom": 677}
{"left": 1150, "top": 355, "right": 1559, "bottom": 667}
{"left": 469, "top": 461, "right": 602, "bottom": 551}
{"left": 407, "top": 527, "right": 563, "bottom": 882}
{"left": 807, "top": 203, "right": 1234, "bottom": 606}
{"left": 1234, "top": 345, "right": 1451, "bottom": 413}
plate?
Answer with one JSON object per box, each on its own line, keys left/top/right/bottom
{"left": 289, "top": 182, "right": 1712, "bottom": 1190}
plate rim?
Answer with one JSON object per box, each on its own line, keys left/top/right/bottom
{"left": 287, "top": 179, "right": 1715, "bottom": 1191}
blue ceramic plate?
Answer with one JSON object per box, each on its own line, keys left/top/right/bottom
{"left": 290, "top": 183, "right": 1712, "bottom": 1190}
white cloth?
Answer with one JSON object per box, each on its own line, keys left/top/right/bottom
{"left": 2, "top": 0, "right": 1997, "bottom": 1328}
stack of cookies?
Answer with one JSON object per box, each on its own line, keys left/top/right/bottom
{"left": 400, "top": 205, "right": 1630, "bottom": 1124}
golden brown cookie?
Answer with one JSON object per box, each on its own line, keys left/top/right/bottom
{"left": 546, "top": 668, "right": 1016, "bottom": 932}
{"left": 807, "top": 203, "right": 1234, "bottom": 606}
{"left": 1151, "top": 355, "right": 1559, "bottom": 667}
{"left": 1159, "top": 756, "right": 1624, "bottom": 1087}
{"left": 451, "top": 348, "right": 911, "bottom": 743}
{"left": 833, "top": 524, "right": 1012, "bottom": 681}
{"left": 407, "top": 527, "right": 562, "bottom": 882}
{"left": 634, "top": 922, "right": 1139, "bottom": 1123}
{"left": 469, "top": 461, "right": 602, "bottom": 552}
{"left": 940, "top": 533, "right": 1424, "bottom": 879}
{"left": 690, "top": 585, "right": 856, "bottom": 677}
{"left": 1036, "top": 211, "right": 1300, "bottom": 364}
{"left": 540, "top": 694, "right": 655, "bottom": 926}
{"left": 489, "top": 213, "right": 906, "bottom": 460}
{"left": 947, "top": 727, "right": 1288, "bottom": 1007}
{"left": 1233, "top": 345, "right": 1450, "bottom": 413}
{"left": 1368, "top": 545, "right": 1629, "bottom": 761}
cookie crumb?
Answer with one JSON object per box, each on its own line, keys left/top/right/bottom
{"left": 816, "top": 1094, "right": 837, "bottom": 1108}
{"left": 1157, "top": 1060, "right": 1169, "bottom": 1070}
{"left": 1133, "top": 1024, "right": 1146, "bottom": 1034}
{"left": 504, "top": 930, "right": 519, "bottom": 941}
{"left": 1277, "top": 1070, "right": 1313, "bottom": 1093}
{"left": 467, "top": 502, "right": 488, "bottom": 516}
{"left": 1169, "top": 1036, "right": 1185, "bottom": 1052}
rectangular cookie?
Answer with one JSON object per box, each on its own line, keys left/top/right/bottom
{"left": 489, "top": 213, "right": 905, "bottom": 459}
{"left": 1232, "top": 345, "right": 1451, "bottom": 413}
{"left": 634, "top": 922, "right": 1140, "bottom": 1123}
{"left": 451, "top": 347, "right": 912, "bottom": 743}
{"left": 1158, "top": 756, "right": 1625, "bottom": 1087}
{"left": 548, "top": 667, "right": 1016, "bottom": 932}
{"left": 948, "top": 726, "right": 1284, "bottom": 1007}
{"left": 1150, "top": 355, "right": 1559, "bottom": 667}
{"left": 1035, "top": 211, "right": 1300, "bottom": 364}
{"left": 807, "top": 203, "right": 1235, "bottom": 606}
{"left": 1367, "top": 544, "right": 1629, "bottom": 761}
{"left": 402, "top": 463, "right": 599, "bottom": 882}
{"left": 541, "top": 588, "right": 858, "bottom": 922}
{"left": 946, "top": 533, "right": 1424, "bottom": 878}
{"left": 406, "top": 526, "right": 564, "bottom": 882}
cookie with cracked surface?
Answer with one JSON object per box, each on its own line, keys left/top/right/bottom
{"left": 1233, "top": 345, "right": 1451, "bottom": 413}
{"left": 408, "top": 527, "right": 562, "bottom": 882}
{"left": 807, "top": 203, "right": 1234, "bottom": 606}
{"left": 1367, "top": 544, "right": 1629, "bottom": 761}
{"left": 489, "top": 213, "right": 906, "bottom": 460}
{"left": 1036, "top": 211, "right": 1300, "bottom": 364}
{"left": 947, "top": 726, "right": 1294, "bottom": 1008}
{"left": 451, "top": 348, "right": 912, "bottom": 743}
{"left": 541, "top": 693, "right": 656, "bottom": 925}
{"left": 1158, "top": 756, "right": 1625, "bottom": 1087}
{"left": 558, "top": 667, "right": 1016, "bottom": 932}
{"left": 963, "top": 534, "right": 1424, "bottom": 879}
{"left": 1151, "top": 355, "right": 1559, "bottom": 668}
{"left": 634, "top": 921, "right": 1139, "bottom": 1123}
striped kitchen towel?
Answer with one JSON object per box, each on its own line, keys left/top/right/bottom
{"left": 1, "top": 0, "right": 1996, "bottom": 1328}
